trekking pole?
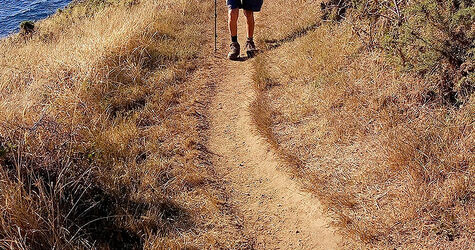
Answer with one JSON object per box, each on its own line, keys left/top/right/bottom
{"left": 214, "top": 0, "right": 217, "bottom": 52}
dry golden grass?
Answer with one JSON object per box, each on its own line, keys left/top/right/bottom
{"left": 258, "top": 0, "right": 321, "bottom": 39}
{"left": 0, "top": 0, "right": 246, "bottom": 248}
{"left": 253, "top": 1, "right": 474, "bottom": 249}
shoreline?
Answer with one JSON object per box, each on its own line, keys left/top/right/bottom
{"left": 0, "top": 0, "right": 75, "bottom": 39}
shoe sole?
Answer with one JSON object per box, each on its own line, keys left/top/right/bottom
{"left": 228, "top": 54, "right": 240, "bottom": 61}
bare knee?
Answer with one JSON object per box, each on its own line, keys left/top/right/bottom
{"left": 244, "top": 10, "right": 254, "bottom": 21}
{"left": 229, "top": 9, "right": 239, "bottom": 22}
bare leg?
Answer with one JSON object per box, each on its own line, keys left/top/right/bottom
{"left": 228, "top": 9, "right": 239, "bottom": 38}
{"left": 244, "top": 10, "right": 254, "bottom": 38}
{"left": 227, "top": 8, "right": 240, "bottom": 59}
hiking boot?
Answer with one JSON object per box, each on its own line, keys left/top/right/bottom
{"left": 228, "top": 42, "right": 240, "bottom": 60}
{"left": 245, "top": 40, "right": 257, "bottom": 58}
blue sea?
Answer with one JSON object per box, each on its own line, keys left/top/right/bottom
{"left": 0, "top": 0, "right": 72, "bottom": 37}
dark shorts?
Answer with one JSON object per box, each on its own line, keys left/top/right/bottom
{"left": 227, "top": 0, "right": 263, "bottom": 12}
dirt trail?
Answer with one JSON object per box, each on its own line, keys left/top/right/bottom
{"left": 205, "top": 11, "right": 341, "bottom": 249}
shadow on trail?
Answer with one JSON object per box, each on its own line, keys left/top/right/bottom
{"left": 263, "top": 22, "right": 321, "bottom": 51}
{"left": 232, "top": 56, "right": 251, "bottom": 62}
{"left": 229, "top": 50, "right": 262, "bottom": 62}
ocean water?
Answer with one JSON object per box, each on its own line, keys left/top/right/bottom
{"left": 0, "top": 0, "right": 72, "bottom": 37}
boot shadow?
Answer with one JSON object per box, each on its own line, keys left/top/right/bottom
{"left": 230, "top": 49, "right": 261, "bottom": 61}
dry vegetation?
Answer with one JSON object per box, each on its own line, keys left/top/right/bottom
{"left": 0, "top": 0, "right": 246, "bottom": 248}
{"left": 1, "top": 0, "right": 473, "bottom": 248}
{"left": 253, "top": 0, "right": 474, "bottom": 248}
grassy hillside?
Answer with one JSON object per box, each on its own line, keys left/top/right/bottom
{"left": 0, "top": 0, "right": 246, "bottom": 248}
{"left": 254, "top": 0, "right": 473, "bottom": 248}
{"left": 1, "top": 0, "right": 472, "bottom": 248}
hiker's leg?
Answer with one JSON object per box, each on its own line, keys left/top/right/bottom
{"left": 228, "top": 9, "right": 239, "bottom": 38}
{"left": 243, "top": 10, "right": 254, "bottom": 39}
{"left": 227, "top": 8, "right": 240, "bottom": 59}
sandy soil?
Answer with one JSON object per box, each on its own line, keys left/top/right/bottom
{"left": 202, "top": 10, "right": 342, "bottom": 249}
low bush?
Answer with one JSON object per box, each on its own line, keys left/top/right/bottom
{"left": 322, "top": 0, "right": 475, "bottom": 106}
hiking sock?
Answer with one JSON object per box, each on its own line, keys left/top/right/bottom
{"left": 231, "top": 36, "right": 238, "bottom": 43}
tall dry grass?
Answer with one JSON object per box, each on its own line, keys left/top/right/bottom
{"left": 0, "top": 0, "right": 246, "bottom": 248}
{"left": 253, "top": 0, "right": 474, "bottom": 248}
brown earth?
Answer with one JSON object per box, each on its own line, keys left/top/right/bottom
{"left": 201, "top": 8, "right": 342, "bottom": 249}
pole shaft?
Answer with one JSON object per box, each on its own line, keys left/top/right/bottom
{"left": 214, "top": 0, "right": 217, "bottom": 52}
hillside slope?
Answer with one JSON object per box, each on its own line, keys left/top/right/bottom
{"left": 0, "top": 0, "right": 473, "bottom": 249}
{"left": 252, "top": 0, "right": 474, "bottom": 249}
{"left": 0, "top": 1, "right": 249, "bottom": 248}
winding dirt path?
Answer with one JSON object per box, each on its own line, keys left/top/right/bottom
{"left": 205, "top": 10, "right": 342, "bottom": 249}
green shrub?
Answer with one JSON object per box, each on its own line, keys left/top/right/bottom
{"left": 19, "top": 21, "right": 35, "bottom": 34}
{"left": 322, "top": 0, "right": 475, "bottom": 106}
